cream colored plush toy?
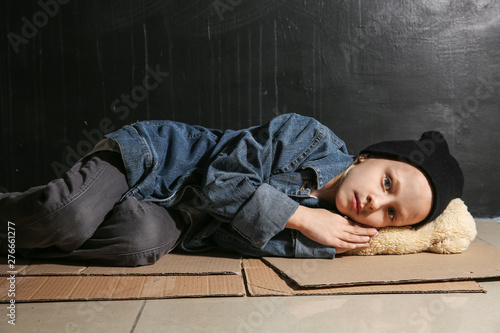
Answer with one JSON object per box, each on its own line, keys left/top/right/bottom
{"left": 345, "top": 198, "right": 477, "bottom": 255}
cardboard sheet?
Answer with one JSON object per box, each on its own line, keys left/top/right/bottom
{"left": 0, "top": 252, "right": 246, "bottom": 302}
{"left": 243, "top": 259, "right": 485, "bottom": 296}
{"left": 0, "top": 274, "right": 246, "bottom": 302}
{"left": 1, "top": 242, "right": 497, "bottom": 303}
{"left": 263, "top": 242, "right": 500, "bottom": 287}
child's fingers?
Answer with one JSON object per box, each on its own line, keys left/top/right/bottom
{"left": 341, "top": 232, "right": 371, "bottom": 244}
{"left": 345, "top": 219, "right": 379, "bottom": 236}
{"left": 337, "top": 242, "right": 372, "bottom": 253}
{"left": 333, "top": 240, "right": 357, "bottom": 250}
{"left": 335, "top": 240, "right": 371, "bottom": 253}
{"left": 336, "top": 224, "right": 377, "bottom": 247}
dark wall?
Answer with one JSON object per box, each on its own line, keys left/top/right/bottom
{"left": 1, "top": 0, "right": 499, "bottom": 217}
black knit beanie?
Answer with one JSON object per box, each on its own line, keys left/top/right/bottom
{"left": 360, "top": 131, "right": 464, "bottom": 225}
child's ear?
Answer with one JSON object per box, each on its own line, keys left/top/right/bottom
{"left": 355, "top": 154, "right": 369, "bottom": 164}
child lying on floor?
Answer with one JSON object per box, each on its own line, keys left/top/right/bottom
{"left": 0, "top": 113, "right": 466, "bottom": 266}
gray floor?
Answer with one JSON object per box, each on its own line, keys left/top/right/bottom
{"left": 2, "top": 219, "right": 500, "bottom": 333}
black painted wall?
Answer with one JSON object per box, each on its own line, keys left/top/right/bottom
{"left": 1, "top": 0, "right": 499, "bottom": 217}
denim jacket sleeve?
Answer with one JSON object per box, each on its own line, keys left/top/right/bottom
{"left": 199, "top": 113, "right": 329, "bottom": 249}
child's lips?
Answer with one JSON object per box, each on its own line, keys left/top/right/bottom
{"left": 353, "top": 193, "right": 361, "bottom": 214}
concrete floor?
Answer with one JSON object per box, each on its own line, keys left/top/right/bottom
{"left": 1, "top": 219, "right": 500, "bottom": 333}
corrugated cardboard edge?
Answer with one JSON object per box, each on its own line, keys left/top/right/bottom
{"left": 0, "top": 274, "right": 246, "bottom": 303}
{"left": 262, "top": 242, "right": 500, "bottom": 288}
{"left": 243, "top": 259, "right": 486, "bottom": 296}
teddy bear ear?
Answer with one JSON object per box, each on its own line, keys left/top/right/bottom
{"left": 426, "top": 198, "right": 477, "bottom": 254}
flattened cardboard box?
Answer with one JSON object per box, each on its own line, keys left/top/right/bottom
{"left": 263, "top": 242, "right": 500, "bottom": 287}
{"left": 1, "top": 252, "right": 246, "bottom": 302}
{"left": 1, "top": 260, "right": 485, "bottom": 303}
{"left": 0, "top": 275, "right": 246, "bottom": 302}
{"left": 243, "top": 259, "right": 485, "bottom": 296}
{"left": 2, "top": 243, "right": 497, "bottom": 302}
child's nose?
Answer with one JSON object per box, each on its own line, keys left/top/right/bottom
{"left": 366, "top": 194, "right": 389, "bottom": 211}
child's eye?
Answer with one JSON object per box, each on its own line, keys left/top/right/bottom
{"left": 388, "top": 207, "right": 396, "bottom": 220}
{"left": 383, "top": 176, "right": 392, "bottom": 190}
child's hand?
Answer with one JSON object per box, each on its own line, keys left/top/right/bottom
{"left": 286, "top": 206, "right": 379, "bottom": 253}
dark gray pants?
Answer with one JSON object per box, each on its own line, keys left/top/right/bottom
{"left": 0, "top": 151, "right": 185, "bottom": 266}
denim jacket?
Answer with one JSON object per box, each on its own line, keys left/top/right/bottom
{"left": 106, "top": 113, "right": 354, "bottom": 258}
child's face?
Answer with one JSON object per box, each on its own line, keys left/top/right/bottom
{"left": 335, "top": 157, "right": 433, "bottom": 228}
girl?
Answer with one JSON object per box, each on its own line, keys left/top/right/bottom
{"left": 0, "top": 113, "right": 463, "bottom": 266}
